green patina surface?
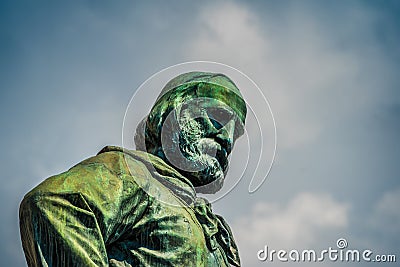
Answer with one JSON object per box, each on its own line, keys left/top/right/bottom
{"left": 20, "top": 72, "right": 245, "bottom": 266}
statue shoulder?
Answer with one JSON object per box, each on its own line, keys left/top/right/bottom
{"left": 25, "top": 148, "right": 154, "bottom": 198}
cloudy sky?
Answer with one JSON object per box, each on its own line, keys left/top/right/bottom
{"left": 1, "top": 1, "right": 399, "bottom": 266}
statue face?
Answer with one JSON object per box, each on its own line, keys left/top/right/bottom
{"left": 135, "top": 72, "right": 247, "bottom": 194}
{"left": 160, "top": 97, "right": 244, "bottom": 193}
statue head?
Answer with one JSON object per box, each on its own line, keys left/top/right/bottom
{"left": 135, "top": 72, "right": 247, "bottom": 194}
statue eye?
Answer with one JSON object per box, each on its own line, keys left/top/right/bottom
{"left": 209, "top": 118, "right": 223, "bottom": 129}
{"left": 206, "top": 108, "right": 233, "bottom": 129}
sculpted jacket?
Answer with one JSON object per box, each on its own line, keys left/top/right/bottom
{"left": 20, "top": 146, "right": 240, "bottom": 266}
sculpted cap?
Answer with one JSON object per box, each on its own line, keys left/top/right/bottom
{"left": 154, "top": 71, "right": 246, "bottom": 124}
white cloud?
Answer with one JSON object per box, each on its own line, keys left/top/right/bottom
{"left": 232, "top": 192, "right": 349, "bottom": 266}
{"left": 187, "top": 1, "right": 267, "bottom": 68}
{"left": 184, "top": 1, "right": 397, "bottom": 150}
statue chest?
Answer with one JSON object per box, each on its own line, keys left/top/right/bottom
{"left": 107, "top": 196, "right": 228, "bottom": 266}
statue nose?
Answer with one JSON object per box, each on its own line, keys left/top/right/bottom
{"left": 215, "top": 120, "right": 235, "bottom": 154}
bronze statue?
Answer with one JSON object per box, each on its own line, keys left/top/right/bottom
{"left": 19, "top": 72, "right": 247, "bottom": 266}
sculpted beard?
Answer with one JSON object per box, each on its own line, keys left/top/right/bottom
{"left": 178, "top": 111, "right": 228, "bottom": 194}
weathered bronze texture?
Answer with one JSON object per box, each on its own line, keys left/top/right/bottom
{"left": 20, "top": 72, "right": 246, "bottom": 266}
